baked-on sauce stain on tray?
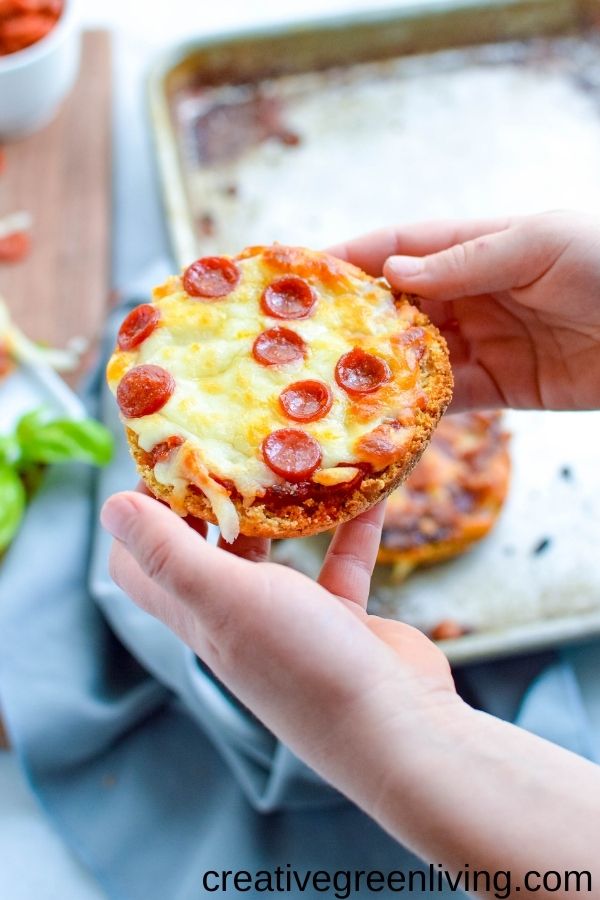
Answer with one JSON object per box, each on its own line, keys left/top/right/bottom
{"left": 174, "top": 86, "right": 301, "bottom": 240}
{"left": 378, "top": 411, "right": 510, "bottom": 579}
{"left": 181, "top": 89, "right": 301, "bottom": 166}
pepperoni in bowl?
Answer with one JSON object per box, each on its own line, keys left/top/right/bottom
{"left": 262, "top": 428, "right": 322, "bottom": 482}
{"left": 252, "top": 327, "right": 306, "bottom": 366}
{"left": 335, "top": 348, "right": 391, "bottom": 395}
{"left": 0, "top": 1, "right": 65, "bottom": 56}
{"left": 183, "top": 256, "right": 240, "bottom": 299}
{"left": 117, "top": 304, "right": 160, "bottom": 351}
{"left": 279, "top": 380, "right": 332, "bottom": 422}
{"left": 116, "top": 365, "right": 175, "bottom": 419}
{"left": 0, "top": 0, "right": 78, "bottom": 139}
{"left": 261, "top": 276, "right": 317, "bottom": 319}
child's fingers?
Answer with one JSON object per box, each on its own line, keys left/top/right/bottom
{"left": 383, "top": 222, "right": 559, "bottom": 301}
{"left": 318, "top": 502, "right": 386, "bottom": 609}
{"left": 101, "top": 491, "right": 267, "bottom": 638}
{"left": 108, "top": 538, "right": 215, "bottom": 661}
{"left": 328, "top": 217, "right": 513, "bottom": 276}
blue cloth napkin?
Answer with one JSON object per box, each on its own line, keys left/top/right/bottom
{"left": 0, "top": 302, "right": 598, "bottom": 900}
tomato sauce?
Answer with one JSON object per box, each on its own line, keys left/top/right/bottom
{"left": 0, "top": 1, "right": 64, "bottom": 56}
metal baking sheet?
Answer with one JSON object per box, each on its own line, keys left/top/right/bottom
{"left": 271, "top": 410, "right": 600, "bottom": 665}
{"left": 148, "top": 0, "right": 600, "bottom": 663}
{"left": 148, "top": 0, "right": 600, "bottom": 267}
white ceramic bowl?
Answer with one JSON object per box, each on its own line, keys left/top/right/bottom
{"left": 0, "top": 0, "right": 80, "bottom": 140}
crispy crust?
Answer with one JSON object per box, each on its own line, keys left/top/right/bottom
{"left": 378, "top": 412, "right": 510, "bottom": 576}
{"left": 125, "top": 305, "right": 453, "bottom": 539}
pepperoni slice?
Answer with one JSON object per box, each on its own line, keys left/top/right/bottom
{"left": 252, "top": 327, "right": 306, "bottom": 366}
{"left": 116, "top": 365, "right": 175, "bottom": 419}
{"left": 183, "top": 256, "right": 240, "bottom": 298}
{"left": 117, "top": 304, "right": 160, "bottom": 351}
{"left": 279, "top": 380, "right": 332, "bottom": 423}
{"left": 262, "top": 428, "right": 322, "bottom": 482}
{"left": 0, "top": 231, "right": 30, "bottom": 263}
{"left": 261, "top": 276, "right": 317, "bottom": 319}
{"left": 150, "top": 435, "right": 184, "bottom": 466}
{"left": 335, "top": 348, "right": 391, "bottom": 395}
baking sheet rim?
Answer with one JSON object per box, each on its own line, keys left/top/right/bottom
{"left": 435, "top": 612, "right": 600, "bottom": 665}
{"left": 146, "top": 1, "right": 599, "bottom": 665}
{"left": 146, "top": 0, "right": 581, "bottom": 269}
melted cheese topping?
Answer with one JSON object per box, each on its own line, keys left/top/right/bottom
{"left": 107, "top": 246, "right": 430, "bottom": 540}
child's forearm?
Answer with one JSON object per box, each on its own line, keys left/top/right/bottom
{"left": 334, "top": 698, "right": 598, "bottom": 896}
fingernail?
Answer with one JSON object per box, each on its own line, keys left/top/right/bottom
{"left": 386, "top": 255, "right": 424, "bottom": 278}
{"left": 100, "top": 496, "right": 132, "bottom": 542}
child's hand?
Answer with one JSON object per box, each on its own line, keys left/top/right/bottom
{"left": 331, "top": 211, "right": 600, "bottom": 412}
{"left": 102, "top": 488, "right": 458, "bottom": 816}
{"left": 101, "top": 485, "right": 600, "bottom": 881}
{"left": 101, "top": 211, "right": 600, "bottom": 878}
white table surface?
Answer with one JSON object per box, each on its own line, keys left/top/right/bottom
{"left": 0, "top": 2, "right": 433, "bottom": 897}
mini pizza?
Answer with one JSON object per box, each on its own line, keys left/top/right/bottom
{"left": 378, "top": 411, "right": 510, "bottom": 578}
{"left": 107, "top": 245, "right": 452, "bottom": 542}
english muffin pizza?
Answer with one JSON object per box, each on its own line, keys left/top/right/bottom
{"left": 378, "top": 411, "right": 510, "bottom": 578}
{"left": 107, "top": 245, "right": 452, "bottom": 542}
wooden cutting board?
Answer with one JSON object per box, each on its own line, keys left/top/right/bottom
{"left": 0, "top": 31, "right": 111, "bottom": 750}
{"left": 0, "top": 30, "right": 111, "bottom": 384}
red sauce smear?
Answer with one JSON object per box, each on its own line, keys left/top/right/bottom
{"left": 188, "top": 461, "right": 373, "bottom": 509}
{"left": 150, "top": 435, "right": 184, "bottom": 466}
{"left": 260, "top": 462, "right": 371, "bottom": 508}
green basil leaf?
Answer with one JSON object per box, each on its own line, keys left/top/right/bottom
{"left": 19, "top": 418, "right": 114, "bottom": 467}
{"left": 4, "top": 408, "right": 50, "bottom": 469}
{"left": 16, "top": 407, "right": 52, "bottom": 444}
{"left": 0, "top": 465, "right": 26, "bottom": 552}
{"left": 0, "top": 434, "right": 20, "bottom": 467}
